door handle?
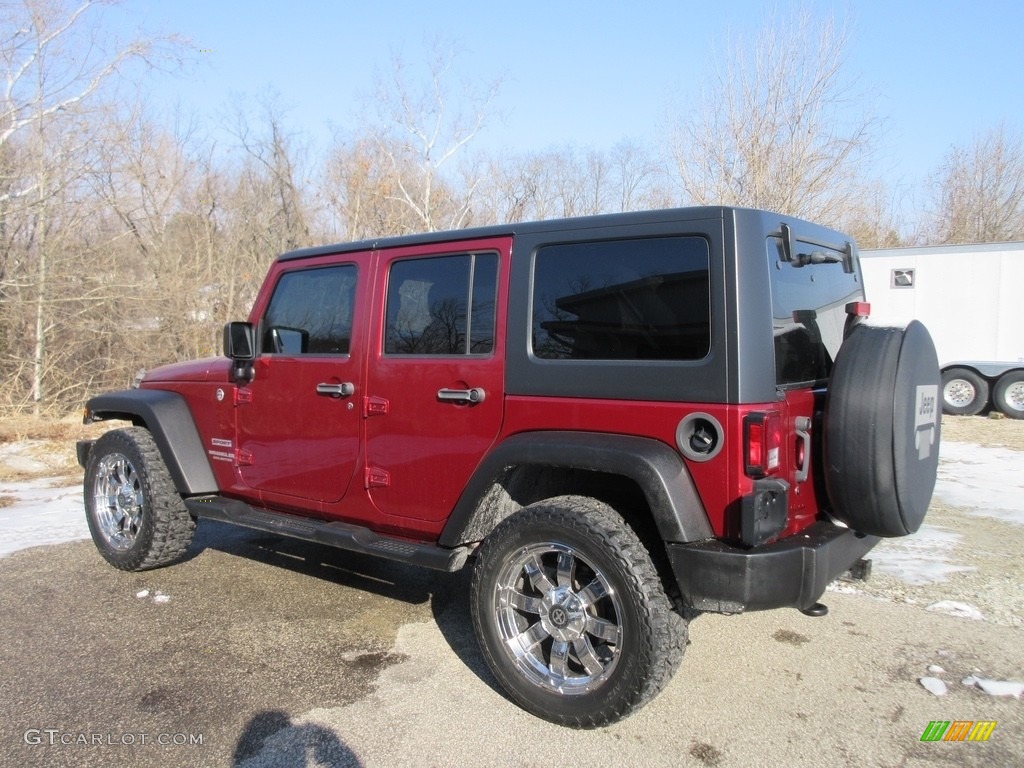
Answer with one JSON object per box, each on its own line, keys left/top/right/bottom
{"left": 316, "top": 382, "right": 355, "bottom": 398}
{"left": 437, "top": 387, "right": 486, "bottom": 404}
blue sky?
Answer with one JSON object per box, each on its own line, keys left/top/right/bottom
{"left": 113, "top": 0, "right": 1024, "bottom": 216}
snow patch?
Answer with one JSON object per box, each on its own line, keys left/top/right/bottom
{"left": 926, "top": 600, "right": 985, "bottom": 621}
{"left": 870, "top": 524, "right": 974, "bottom": 585}
{"left": 935, "top": 442, "right": 1024, "bottom": 526}
{"left": 869, "top": 440, "right": 1024, "bottom": 587}
{"left": 962, "top": 675, "right": 1024, "bottom": 698}
{"left": 0, "top": 480, "right": 88, "bottom": 558}
{"left": 135, "top": 589, "right": 170, "bottom": 604}
{"left": 919, "top": 677, "right": 948, "bottom": 696}
{"left": 826, "top": 582, "right": 861, "bottom": 595}
{"left": 0, "top": 440, "right": 52, "bottom": 474}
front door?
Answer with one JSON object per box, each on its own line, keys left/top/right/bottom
{"left": 234, "top": 255, "right": 368, "bottom": 510}
{"left": 364, "top": 238, "right": 510, "bottom": 535}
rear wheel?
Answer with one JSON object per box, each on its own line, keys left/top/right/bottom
{"left": 470, "top": 496, "right": 685, "bottom": 728}
{"left": 84, "top": 428, "right": 196, "bottom": 571}
{"left": 941, "top": 367, "right": 989, "bottom": 416}
{"left": 993, "top": 371, "right": 1024, "bottom": 419}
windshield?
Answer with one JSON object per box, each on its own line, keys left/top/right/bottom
{"left": 767, "top": 236, "right": 863, "bottom": 387}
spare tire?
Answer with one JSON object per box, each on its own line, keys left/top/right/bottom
{"left": 824, "top": 321, "right": 941, "bottom": 537}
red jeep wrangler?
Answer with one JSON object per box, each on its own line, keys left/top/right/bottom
{"left": 78, "top": 207, "right": 940, "bottom": 727}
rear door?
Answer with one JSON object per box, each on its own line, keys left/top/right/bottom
{"left": 363, "top": 238, "right": 510, "bottom": 535}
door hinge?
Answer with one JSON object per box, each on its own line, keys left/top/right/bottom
{"left": 364, "top": 395, "right": 389, "bottom": 417}
{"left": 235, "top": 449, "right": 254, "bottom": 466}
{"left": 234, "top": 387, "right": 253, "bottom": 405}
{"left": 365, "top": 466, "right": 391, "bottom": 488}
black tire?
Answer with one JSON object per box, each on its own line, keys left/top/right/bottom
{"left": 824, "top": 321, "right": 941, "bottom": 537}
{"left": 84, "top": 428, "right": 196, "bottom": 571}
{"left": 993, "top": 371, "right": 1024, "bottom": 419}
{"left": 470, "top": 495, "right": 686, "bottom": 728}
{"left": 941, "top": 367, "right": 989, "bottom": 416}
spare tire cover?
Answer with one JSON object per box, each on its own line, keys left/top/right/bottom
{"left": 824, "top": 320, "right": 941, "bottom": 537}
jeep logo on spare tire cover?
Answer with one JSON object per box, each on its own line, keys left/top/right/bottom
{"left": 823, "top": 320, "right": 941, "bottom": 537}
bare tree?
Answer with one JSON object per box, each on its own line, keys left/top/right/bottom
{"left": 609, "top": 140, "right": 672, "bottom": 213}
{"left": 927, "top": 124, "right": 1024, "bottom": 244}
{"left": 0, "top": 1, "right": 155, "bottom": 203}
{"left": 369, "top": 41, "right": 500, "bottom": 232}
{"left": 220, "top": 97, "right": 313, "bottom": 322}
{"left": 669, "top": 10, "right": 879, "bottom": 223}
{"left": 320, "top": 134, "right": 428, "bottom": 239}
{"left": 472, "top": 141, "right": 671, "bottom": 226}
{"left": 834, "top": 180, "right": 906, "bottom": 249}
{"left": 0, "top": 0, "right": 186, "bottom": 414}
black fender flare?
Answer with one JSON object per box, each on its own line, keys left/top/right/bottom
{"left": 438, "top": 431, "right": 713, "bottom": 547}
{"left": 83, "top": 389, "right": 218, "bottom": 495}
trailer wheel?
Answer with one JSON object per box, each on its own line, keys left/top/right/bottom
{"left": 993, "top": 371, "right": 1024, "bottom": 419}
{"left": 941, "top": 367, "right": 989, "bottom": 416}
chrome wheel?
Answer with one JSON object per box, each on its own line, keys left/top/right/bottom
{"left": 84, "top": 428, "right": 195, "bottom": 571}
{"left": 1004, "top": 382, "right": 1024, "bottom": 411}
{"left": 940, "top": 367, "right": 988, "bottom": 416}
{"left": 942, "top": 378, "right": 976, "bottom": 408}
{"left": 92, "top": 452, "right": 145, "bottom": 551}
{"left": 492, "top": 542, "right": 624, "bottom": 695}
{"left": 472, "top": 497, "right": 686, "bottom": 727}
{"left": 994, "top": 373, "right": 1024, "bottom": 419}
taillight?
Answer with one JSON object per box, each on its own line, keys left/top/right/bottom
{"left": 745, "top": 411, "right": 782, "bottom": 478}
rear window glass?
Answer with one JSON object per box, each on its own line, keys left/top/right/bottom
{"left": 532, "top": 236, "right": 711, "bottom": 361}
{"left": 768, "top": 237, "right": 862, "bottom": 386}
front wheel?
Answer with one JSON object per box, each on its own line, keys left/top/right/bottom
{"left": 470, "top": 496, "right": 686, "bottom": 728}
{"left": 84, "top": 428, "right": 196, "bottom": 571}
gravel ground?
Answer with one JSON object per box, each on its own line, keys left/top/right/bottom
{"left": 940, "top": 413, "right": 1024, "bottom": 450}
{"left": 1, "top": 414, "right": 1021, "bottom": 767}
{"left": 853, "top": 415, "right": 1024, "bottom": 628}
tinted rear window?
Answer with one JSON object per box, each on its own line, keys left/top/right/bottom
{"left": 768, "top": 237, "right": 862, "bottom": 386}
{"left": 532, "top": 236, "right": 711, "bottom": 361}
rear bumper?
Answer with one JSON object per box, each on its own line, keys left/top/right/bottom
{"left": 667, "top": 522, "right": 879, "bottom": 613}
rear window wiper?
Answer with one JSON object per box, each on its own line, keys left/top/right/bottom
{"left": 779, "top": 223, "right": 855, "bottom": 273}
{"left": 792, "top": 249, "right": 842, "bottom": 267}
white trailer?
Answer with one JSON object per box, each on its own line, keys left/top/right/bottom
{"left": 859, "top": 241, "right": 1024, "bottom": 419}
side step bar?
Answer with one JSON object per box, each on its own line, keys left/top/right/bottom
{"left": 184, "top": 495, "right": 471, "bottom": 572}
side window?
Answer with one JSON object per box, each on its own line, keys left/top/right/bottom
{"left": 384, "top": 253, "right": 498, "bottom": 355}
{"left": 532, "top": 236, "right": 711, "bottom": 361}
{"left": 262, "top": 265, "right": 357, "bottom": 355}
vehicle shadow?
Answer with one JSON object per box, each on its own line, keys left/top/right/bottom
{"left": 428, "top": 566, "right": 509, "bottom": 700}
{"left": 233, "top": 709, "right": 361, "bottom": 767}
{"left": 191, "top": 520, "right": 509, "bottom": 701}
{"left": 189, "top": 519, "right": 438, "bottom": 606}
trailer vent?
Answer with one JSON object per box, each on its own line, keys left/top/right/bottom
{"left": 891, "top": 268, "right": 915, "bottom": 288}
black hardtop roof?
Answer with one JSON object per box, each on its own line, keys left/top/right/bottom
{"left": 277, "top": 206, "right": 745, "bottom": 262}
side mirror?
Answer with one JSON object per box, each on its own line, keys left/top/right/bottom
{"left": 223, "top": 322, "right": 256, "bottom": 383}
{"left": 223, "top": 322, "right": 256, "bottom": 360}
